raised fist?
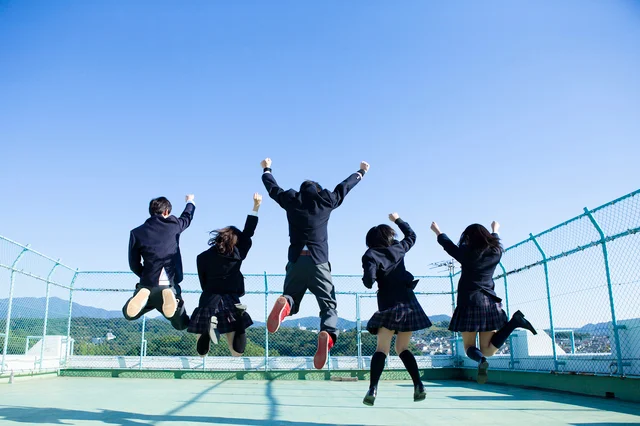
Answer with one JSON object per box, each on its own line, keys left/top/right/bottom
{"left": 253, "top": 193, "right": 263, "bottom": 206}
{"left": 389, "top": 213, "right": 400, "bottom": 222}
{"left": 185, "top": 194, "right": 195, "bottom": 202}
{"left": 430, "top": 222, "right": 441, "bottom": 235}
{"left": 491, "top": 221, "right": 500, "bottom": 233}
{"left": 360, "top": 161, "right": 370, "bottom": 172}
{"left": 261, "top": 158, "right": 272, "bottom": 169}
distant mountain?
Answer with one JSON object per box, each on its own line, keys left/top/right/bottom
{"left": 0, "top": 297, "right": 123, "bottom": 319}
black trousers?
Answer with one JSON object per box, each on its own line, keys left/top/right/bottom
{"left": 282, "top": 256, "right": 338, "bottom": 339}
{"left": 122, "top": 283, "right": 189, "bottom": 330}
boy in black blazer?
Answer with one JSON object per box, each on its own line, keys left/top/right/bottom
{"left": 261, "top": 157, "right": 370, "bottom": 369}
{"left": 123, "top": 195, "right": 195, "bottom": 330}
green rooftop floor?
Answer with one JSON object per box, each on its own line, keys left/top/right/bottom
{"left": 0, "top": 377, "right": 639, "bottom": 425}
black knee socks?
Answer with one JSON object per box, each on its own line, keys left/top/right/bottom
{"left": 466, "top": 346, "right": 485, "bottom": 363}
{"left": 232, "top": 312, "right": 247, "bottom": 354}
{"left": 399, "top": 350, "right": 422, "bottom": 386}
{"left": 491, "top": 311, "right": 536, "bottom": 349}
{"left": 232, "top": 332, "right": 246, "bottom": 354}
{"left": 370, "top": 352, "right": 387, "bottom": 388}
{"left": 490, "top": 324, "right": 515, "bottom": 350}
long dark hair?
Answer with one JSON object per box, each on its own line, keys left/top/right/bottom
{"left": 366, "top": 225, "right": 396, "bottom": 248}
{"left": 458, "top": 224, "right": 503, "bottom": 253}
{"left": 208, "top": 226, "right": 241, "bottom": 255}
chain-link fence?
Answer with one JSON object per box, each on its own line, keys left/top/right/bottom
{"left": 1, "top": 189, "right": 639, "bottom": 376}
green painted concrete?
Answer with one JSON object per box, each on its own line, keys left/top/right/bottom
{"left": 58, "top": 368, "right": 459, "bottom": 382}
{"left": 459, "top": 368, "right": 640, "bottom": 403}
{"left": 1, "top": 377, "right": 638, "bottom": 425}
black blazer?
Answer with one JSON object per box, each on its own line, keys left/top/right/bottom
{"left": 128, "top": 203, "right": 196, "bottom": 287}
{"left": 196, "top": 214, "right": 258, "bottom": 305}
{"left": 262, "top": 171, "right": 362, "bottom": 265}
{"left": 362, "top": 219, "right": 418, "bottom": 311}
{"left": 437, "top": 233, "right": 502, "bottom": 307}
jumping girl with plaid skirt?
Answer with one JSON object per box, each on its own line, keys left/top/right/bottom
{"left": 431, "top": 221, "right": 537, "bottom": 384}
{"left": 361, "top": 213, "right": 431, "bottom": 406}
{"left": 188, "top": 193, "right": 262, "bottom": 356}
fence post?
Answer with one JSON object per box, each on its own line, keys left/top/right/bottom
{"left": 65, "top": 269, "right": 79, "bottom": 365}
{"left": 39, "top": 260, "right": 60, "bottom": 371}
{"left": 447, "top": 268, "right": 457, "bottom": 360}
{"left": 356, "top": 294, "right": 362, "bottom": 369}
{"left": 139, "top": 314, "right": 146, "bottom": 370}
{"left": 583, "top": 207, "right": 624, "bottom": 376}
{"left": 264, "top": 272, "right": 269, "bottom": 372}
{"left": 498, "top": 262, "right": 516, "bottom": 370}
{"left": 530, "top": 233, "right": 559, "bottom": 371}
{"left": 1, "top": 246, "right": 29, "bottom": 375}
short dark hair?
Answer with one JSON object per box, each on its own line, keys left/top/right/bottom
{"left": 149, "top": 197, "right": 172, "bottom": 216}
{"left": 300, "top": 180, "right": 323, "bottom": 193}
{"left": 458, "top": 224, "right": 503, "bottom": 253}
{"left": 366, "top": 225, "right": 397, "bottom": 248}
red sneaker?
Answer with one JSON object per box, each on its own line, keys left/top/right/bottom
{"left": 267, "top": 296, "right": 290, "bottom": 333}
{"left": 313, "top": 331, "right": 334, "bottom": 369}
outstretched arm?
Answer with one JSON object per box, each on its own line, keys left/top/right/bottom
{"left": 237, "top": 193, "right": 261, "bottom": 259}
{"left": 330, "top": 161, "right": 370, "bottom": 208}
{"left": 177, "top": 195, "right": 196, "bottom": 232}
{"left": 362, "top": 254, "right": 377, "bottom": 289}
{"left": 128, "top": 232, "right": 143, "bottom": 277}
{"left": 260, "top": 158, "right": 296, "bottom": 209}
{"left": 491, "top": 221, "right": 500, "bottom": 238}
{"left": 431, "top": 222, "right": 464, "bottom": 263}
{"left": 389, "top": 213, "right": 416, "bottom": 252}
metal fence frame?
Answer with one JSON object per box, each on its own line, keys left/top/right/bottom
{"left": 1, "top": 189, "right": 639, "bottom": 376}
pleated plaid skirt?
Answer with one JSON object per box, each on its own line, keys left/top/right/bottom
{"left": 366, "top": 293, "right": 432, "bottom": 335}
{"left": 188, "top": 294, "right": 253, "bottom": 335}
{"left": 449, "top": 294, "right": 507, "bottom": 332}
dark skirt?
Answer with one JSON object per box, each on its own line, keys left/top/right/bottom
{"left": 188, "top": 294, "right": 253, "bottom": 335}
{"left": 449, "top": 294, "right": 507, "bottom": 332}
{"left": 366, "top": 293, "right": 432, "bottom": 335}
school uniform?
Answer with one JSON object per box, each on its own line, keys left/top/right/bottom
{"left": 124, "top": 202, "right": 195, "bottom": 330}
{"left": 188, "top": 214, "right": 257, "bottom": 335}
{"left": 362, "top": 219, "right": 432, "bottom": 335}
{"left": 437, "top": 233, "right": 507, "bottom": 332}
{"left": 262, "top": 170, "right": 362, "bottom": 339}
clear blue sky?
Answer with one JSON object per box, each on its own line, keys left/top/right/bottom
{"left": 2, "top": 0, "right": 639, "bottom": 282}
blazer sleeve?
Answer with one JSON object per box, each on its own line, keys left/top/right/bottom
{"left": 362, "top": 253, "right": 377, "bottom": 289}
{"left": 177, "top": 202, "right": 196, "bottom": 232}
{"left": 196, "top": 254, "right": 207, "bottom": 291}
{"left": 262, "top": 172, "right": 296, "bottom": 209}
{"left": 437, "top": 233, "right": 464, "bottom": 264}
{"left": 237, "top": 214, "right": 259, "bottom": 260}
{"left": 329, "top": 172, "right": 362, "bottom": 208}
{"left": 128, "top": 232, "right": 143, "bottom": 277}
{"left": 396, "top": 219, "right": 417, "bottom": 252}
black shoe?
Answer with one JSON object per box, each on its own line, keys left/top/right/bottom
{"left": 512, "top": 310, "right": 537, "bottom": 335}
{"left": 477, "top": 358, "right": 489, "bottom": 384}
{"left": 363, "top": 386, "right": 377, "bottom": 406}
{"left": 209, "top": 316, "right": 220, "bottom": 345}
{"left": 413, "top": 383, "right": 426, "bottom": 402}
{"left": 196, "top": 333, "right": 211, "bottom": 356}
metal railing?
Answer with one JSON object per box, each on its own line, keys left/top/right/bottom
{"left": 1, "top": 189, "right": 639, "bottom": 376}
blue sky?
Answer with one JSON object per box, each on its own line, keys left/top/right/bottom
{"left": 1, "top": 0, "right": 639, "bottom": 284}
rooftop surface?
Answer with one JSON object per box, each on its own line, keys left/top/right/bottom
{"left": 1, "top": 377, "right": 639, "bottom": 425}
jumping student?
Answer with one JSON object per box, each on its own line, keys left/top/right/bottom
{"left": 124, "top": 195, "right": 195, "bottom": 330}
{"left": 189, "top": 193, "right": 262, "bottom": 356}
{"left": 431, "top": 221, "right": 537, "bottom": 384}
{"left": 362, "top": 213, "right": 430, "bottom": 406}
{"left": 261, "top": 157, "right": 370, "bottom": 369}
